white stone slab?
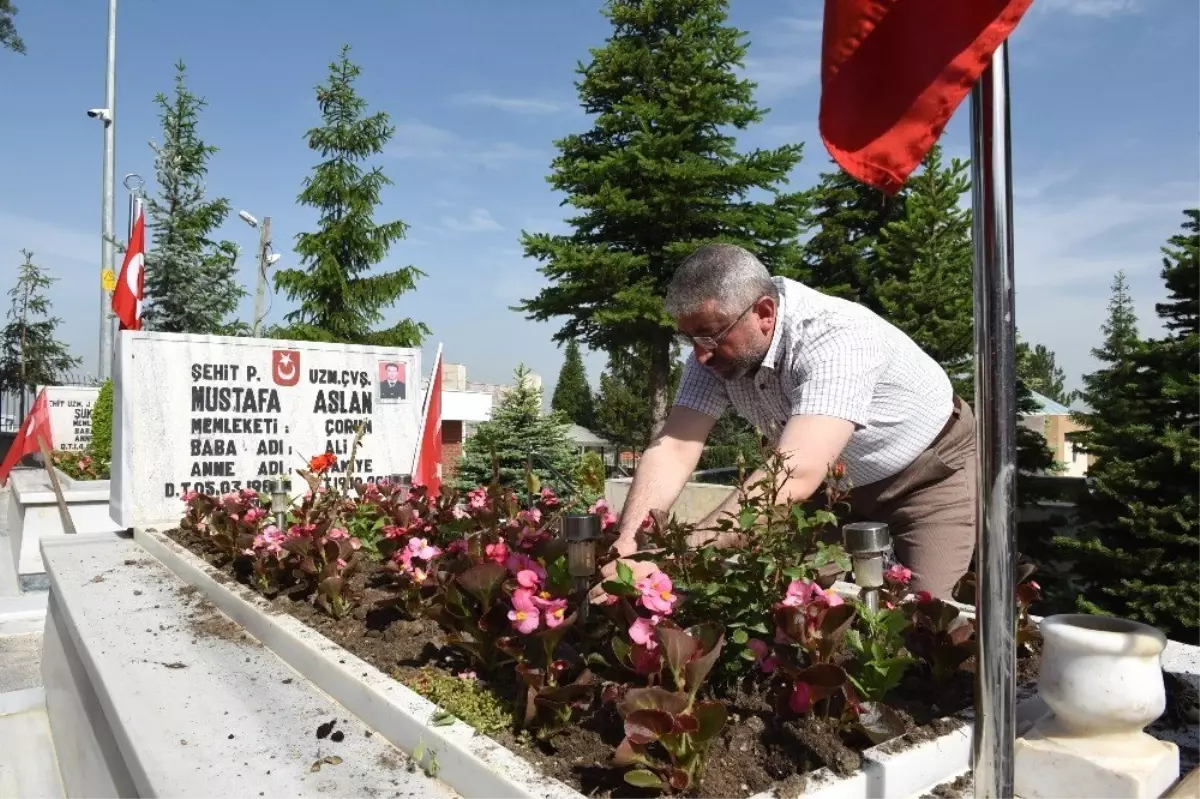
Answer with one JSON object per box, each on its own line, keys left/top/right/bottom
{"left": 40, "top": 533, "right": 455, "bottom": 799}
{"left": 112, "top": 331, "right": 424, "bottom": 528}
{"left": 0, "top": 690, "right": 64, "bottom": 799}
{"left": 6, "top": 470, "right": 121, "bottom": 579}
{"left": 37, "top": 386, "right": 100, "bottom": 454}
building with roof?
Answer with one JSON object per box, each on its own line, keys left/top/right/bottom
{"left": 1020, "top": 390, "right": 1091, "bottom": 477}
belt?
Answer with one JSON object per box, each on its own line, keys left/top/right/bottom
{"left": 930, "top": 396, "right": 964, "bottom": 448}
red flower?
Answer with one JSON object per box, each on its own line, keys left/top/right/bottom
{"left": 309, "top": 452, "right": 338, "bottom": 474}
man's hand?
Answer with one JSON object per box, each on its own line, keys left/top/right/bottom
{"left": 588, "top": 557, "right": 661, "bottom": 605}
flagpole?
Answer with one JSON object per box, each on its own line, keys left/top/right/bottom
{"left": 98, "top": 0, "right": 118, "bottom": 384}
{"left": 968, "top": 40, "right": 1018, "bottom": 799}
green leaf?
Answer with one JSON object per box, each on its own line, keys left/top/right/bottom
{"left": 731, "top": 628, "right": 749, "bottom": 645}
{"left": 616, "top": 561, "right": 633, "bottom": 585}
{"left": 739, "top": 647, "right": 758, "bottom": 661}
{"left": 738, "top": 507, "right": 757, "bottom": 530}
{"left": 429, "top": 710, "right": 456, "bottom": 727}
{"left": 602, "top": 580, "right": 639, "bottom": 597}
{"left": 693, "top": 700, "right": 728, "bottom": 743}
{"left": 624, "top": 769, "right": 665, "bottom": 789}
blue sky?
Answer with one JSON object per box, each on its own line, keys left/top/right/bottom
{"left": 1, "top": 0, "right": 1196, "bottom": 399}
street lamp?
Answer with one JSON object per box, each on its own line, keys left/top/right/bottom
{"left": 239, "top": 210, "right": 276, "bottom": 337}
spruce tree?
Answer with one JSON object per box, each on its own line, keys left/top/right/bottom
{"left": 551, "top": 339, "right": 595, "bottom": 429}
{"left": 142, "top": 62, "right": 245, "bottom": 335}
{"left": 1, "top": 0, "right": 24, "bottom": 54}
{"left": 0, "top": 251, "right": 81, "bottom": 415}
{"left": 1056, "top": 218, "right": 1199, "bottom": 640}
{"left": 273, "top": 44, "right": 427, "bottom": 347}
{"left": 1017, "top": 339, "right": 1073, "bottom": 406}
{"left": 455, "top": 365, "right": 578, "bottom": 493}
{"left": 873, "top": 146, "right": 974, "bottom": 395}
{"left": 593, "top": 344, "right": 683, "bottom": 454}
{"left": 801, "top": 165, "right": 907, "bottom": 308}
{"left": 516, "top": 0, "right": 807, "bottom": 433}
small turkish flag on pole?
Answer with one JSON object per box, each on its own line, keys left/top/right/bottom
{"left": 112, "top": 200, "right": 146, "bottom": 331}
{"left": 0, "top": 389, "right": 54, "bottom": 486}
{"left": 818, "top": 0, "right": 1033, "bottom": 194}
{"left": 412, "top": 344, "right": 444, "bottom": 498}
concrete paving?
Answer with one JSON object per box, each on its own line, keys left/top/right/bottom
{"left": 0, "top": 633, "right": 41, "bottom": 693}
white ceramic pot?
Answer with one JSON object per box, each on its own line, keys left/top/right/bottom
{"left": 1037, "top": 613, "right": 1168, "bottom": 737}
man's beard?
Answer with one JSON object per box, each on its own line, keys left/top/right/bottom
{"left": 707, "top": 347, "right": 767, "bottom": 380}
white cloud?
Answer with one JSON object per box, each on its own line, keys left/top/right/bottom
{"left": 742, "top": 55, "right": 820, "bottom": 99}
{"left": 1033, "top": 0, "right": 1142, "bottom": 17}
{"left": 440, "top": 208, "right": 503, "bottom": 233}
{"left": 452, "top": 93, "right": 562, "bottom": 115}
{"left": 388, "top": 120, "right": 542, "bottom": 170}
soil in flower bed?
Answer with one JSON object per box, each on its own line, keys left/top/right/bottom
{"left": 164, "top": 525, "right": 1041, "bottom": 798}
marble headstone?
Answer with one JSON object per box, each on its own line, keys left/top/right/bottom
{"left": 39, "top": 385, "right": 101, "bottom": 452}
{"left": 111, "top": 331, "right": 422, "bottom": 528}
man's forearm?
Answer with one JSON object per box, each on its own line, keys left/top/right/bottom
{"left": 615, "top": 439, "right": 698, "bottom": 543}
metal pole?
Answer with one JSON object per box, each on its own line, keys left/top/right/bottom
{"left": 251, "top": 216, "right": 272, "bottom": 337}
{"left": 98, "top": 0, "right": 118, "bottom": 382}
{"left": 969, "top": 41, "right": 1018, "bottom": 799}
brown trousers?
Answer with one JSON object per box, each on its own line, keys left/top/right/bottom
{"left": 837, "top": 397, "right": 978, "bottom": 599}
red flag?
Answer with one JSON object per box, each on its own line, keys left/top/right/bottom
{"left": 112, "top": 202, "right": 146, "bottom": 330}
{"left": 0, "top": 390, "right": 54, "bottom": 486}
{"left": 412, "top": 345, "right": 444, "bottom": 497}
{"left": 819, "top": 0, "right": 1033, "bottom": 194}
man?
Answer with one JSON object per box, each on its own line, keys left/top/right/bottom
{"left": 379, "top": 362, "right": 406, "bottom": 401}
{"left": 612, "top": 243, "right": 976, "bottom": 598}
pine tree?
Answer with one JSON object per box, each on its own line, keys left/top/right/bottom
{"left": 272, "top": 44, "right": 427, "bottom": 347}
{"left": 0, "top": 0, "right": 24, "bottom": 55}
{"left": 593, "top": 344, "right": 683, "bottom": 454}
{"left": 873, "top": 146, "right": 974, "bottom": 395}
{"left": 551, "top": 340, "right": 595, "bottom": 429}
{"left": 0, "top": 251, "right": 81, "bottom": 415}
{"left": 1056, "top": 253, "right": 1200, "bottom": 640}
{"left": 142, "top": 62, "right": 245, "bottom": 335}
{"left": 1017, "top": 339, "right": 1073, "bottom": 406}
{"left": 516, "top": 0, "right": 807, "bottom": 433}
{"left": 801, "top": 165, "right": 907, "bottom": 308}
{"left": 455, "top": 365, "right": 579, "bottom": 493}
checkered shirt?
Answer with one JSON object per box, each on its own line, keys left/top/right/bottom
{"left": 675, "top": 277, "right": 954, "bottom": 487}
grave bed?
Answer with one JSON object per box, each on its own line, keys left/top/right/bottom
{"left": 136, "top": 525, "right": 1050, "bottom": 799}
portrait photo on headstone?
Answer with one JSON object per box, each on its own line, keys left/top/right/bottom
{"left": 377, "top": 360, "right": 406, "bottom": 402}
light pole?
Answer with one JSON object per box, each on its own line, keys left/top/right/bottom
{"left": 238, "top": 210, "right": 278, "bottom": 337}
{"left": 90, "top": 0, "right": 118, "bottom": 382}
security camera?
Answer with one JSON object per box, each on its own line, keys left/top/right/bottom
{"left": 266, "top": 253, "right": 281, "bottom": 266}
{"left": 87, "top": 108, "right": 111, "bottom": 122}
{"left": 238, "top": 210, "right": 259, "bottom": 228}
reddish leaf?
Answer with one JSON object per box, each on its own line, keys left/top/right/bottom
{"left": 672, "top": 712, "right": 699, "bottom": 734}
{"left": 693, "top": 700, "right": 728, "bottom": 743}
{"left": 624, "top": 709, "right": 674, "bottom": 745}
{"left": 613, "top": 737, "right": 644, "bottom": 767}
{"left": 656, "top": 626, "right": 699, "bottom": 678}
{"left": 669, "top": 768, "right": 690, "bottom": 791}
{"left": 456, "top": 562, "right": 506, "bottom": 608}
{"left": 618, "top": 687, "right": 688, "bottom": 718}
{"left": 684, "top": 628, "right": 725, "bottom": 694}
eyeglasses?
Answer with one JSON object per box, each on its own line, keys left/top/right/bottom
{"left": 676, "top": 300, "right": 757, "bottom": 352}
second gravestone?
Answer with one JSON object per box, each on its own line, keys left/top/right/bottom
{"left": 110, "top": 331, "right": 424, "bottom": 527}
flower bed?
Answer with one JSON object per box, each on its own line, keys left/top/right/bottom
{"left": 161, "top": 449, "right": 1044, "bottom": 798}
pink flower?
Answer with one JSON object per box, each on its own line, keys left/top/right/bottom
{"left": 287, "top": 523, "right": 316, "bottom": 539}
{"left": 485, "top": 541, "right": 510, "bottom": 565}
{"left": 328, "top": 527, "right": 350, "bottom": 540}
{"left": 780, "top": 579, "right": 844, "bottom": 609}
{"left": 542, "top": 598, "right": 568, "bottom": 628}
{"left": 628, "top": 616, "right": 660, "bottom": 649}
{"left": 789, "top": 682, "right": 813, "bottom": 714}
{"left": 382, "top": 525, "right": 405, "bottom": 539}
{"left": 538, "top": 486, "right": 560, "bottom": 509}
{"left": 451, "top": 505, "right": 469, "bottom": 520}
{"left": 457, "top": 670, "right": 477, "bottom": 681}
{"left": 239, "top": 488, "right": 259, "bottom": 501}
{"left": 884, "top": 564, "right": 913, "bottom": 586}
{"left": 336, "top": 558, "right": 347, "bottom": 569}
{"left": 508, "top": 588, "right": 540, "bottom": 634}
{"left": 445, "top": 538, "right": 469, "bottom": 556}
{"left": 915, "top": 590, "right": 935, "bottom": 603}
{"left": 588, "top": 498, "right": 618, "bottom": 529}
{"left": 406, "top": 537, "right": 441, "bottom": 562}
{"left": 467, "top": 488, "right": 490, "bottom": 511}
{"left": 518, "top": 507, "right": 542, "bottom": 526}
{"left": 635, "top": 570, "right": 677, "bottom": 615}
{"left": 516, "top": 569, "right": 542, "bottom": 589}
{"left": 746, "top": 638, "right": 778, "bottom": 674}
{"left": 244, "top": 507, "right": 267, "bottom": 524}
{"left": 506, "top": 553, "right": 547, "bottom": 582}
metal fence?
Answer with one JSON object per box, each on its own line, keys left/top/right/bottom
{"left": 0, "top": 372, "right": 98, "bottom": 432}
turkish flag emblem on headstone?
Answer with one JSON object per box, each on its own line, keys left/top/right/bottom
{"left": 272, "top": 350, "right": 301, "bottom": 386}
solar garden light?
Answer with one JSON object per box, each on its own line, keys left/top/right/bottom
{"left": 267, "top": 478, "right": 291, "bottom": 531}
{"left": 842, "top": 521, "right": 892, "bottom": 613}
{"left": 562, "top": 513, "right": 602, "bottom": 621}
